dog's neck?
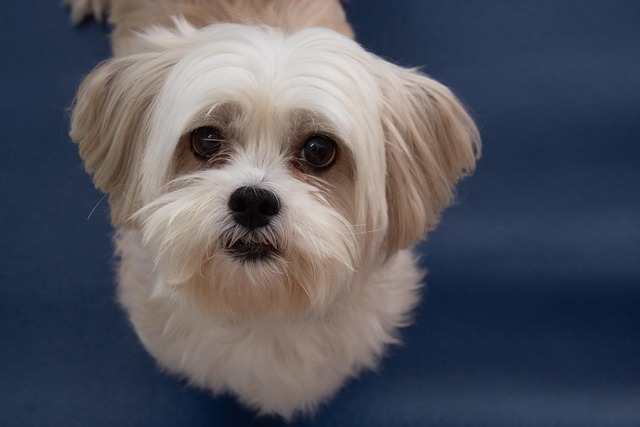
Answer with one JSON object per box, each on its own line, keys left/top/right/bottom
{"left": 105, "top": 0, "right": 353, "bottom": 56}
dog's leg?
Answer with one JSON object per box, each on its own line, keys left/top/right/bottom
{"left": 64, "top": 0, "right": 111, "bottom": 23}
{"left": 64, "top": 0, "right": 173, "bottom": 26}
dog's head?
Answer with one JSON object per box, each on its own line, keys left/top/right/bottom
{"left": 71, "top": 21, "right": 479, "bottom": 319}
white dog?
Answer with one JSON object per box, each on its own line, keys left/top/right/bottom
{"left": 66, "top": 0, "right": 480, "bottom": 418}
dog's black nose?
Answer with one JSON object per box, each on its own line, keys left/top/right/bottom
{"left": 228, "top": 186, "right": 280, "bottom": 230}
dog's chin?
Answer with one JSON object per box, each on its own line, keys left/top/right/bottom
{"left": 224, "top": 235, "right": 281, "bottom": 263}
{"left": 170, "top": 237, "right": 355, "bottom": 320}
{"left": 227, "top": 241, "right": 278, "bottom": 262}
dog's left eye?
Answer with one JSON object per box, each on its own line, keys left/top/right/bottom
{"left": 191, "top": 126, "right": 224, "bottom": 160}
{"left": 300, "top": 135, "right": 337, "bottom": 170}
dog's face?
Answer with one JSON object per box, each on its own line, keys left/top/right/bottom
{"left": 71, "top": 22, "right": 479, "bottom": 319}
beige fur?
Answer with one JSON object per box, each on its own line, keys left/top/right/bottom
{"left": 66, "top": 0, "right": 353, "bottom": 54}
{"left": 67, "top": 0, "right": 480, "bottom": 418}
{"left": 380, "top": 64, "right": 480, "bottom": 254}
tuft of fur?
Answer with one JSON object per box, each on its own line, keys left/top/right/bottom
{"left": 68, "top": 0, "right": 480, "bottom": 419}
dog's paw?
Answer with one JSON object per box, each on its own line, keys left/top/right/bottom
{"left": 64, "top": 0, "right": 110, "bottom": 24}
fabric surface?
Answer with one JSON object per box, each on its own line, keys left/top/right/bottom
{"left": 2, "top": 1, "right": 639, "bottom": 426}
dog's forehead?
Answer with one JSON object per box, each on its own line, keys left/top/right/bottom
{"left": 142, "top": 24, "right": 386, "bottom": 199}
{"left": 158, "top": 25, "right": 379, "bottom": 134}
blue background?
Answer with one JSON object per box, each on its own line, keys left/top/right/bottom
{"left": 2, "top": 1, "right": 639, "bottom": 426}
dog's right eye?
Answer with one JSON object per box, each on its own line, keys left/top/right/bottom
{"left": 191, "top": 126, "right": 224, "bottom": 160}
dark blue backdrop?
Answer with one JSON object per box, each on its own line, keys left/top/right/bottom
{"left": 2, "top": 1, "right": 639, "bottom": 426}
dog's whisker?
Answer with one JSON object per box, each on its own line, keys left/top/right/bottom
{"left": 351, "top": 227, "right": 385, "bottom": 236}
{"left": 86, "top": 192, "right": 109, "bottom": 220}
{"left": 86, "top": 182, "right": 132, "bottom": 220}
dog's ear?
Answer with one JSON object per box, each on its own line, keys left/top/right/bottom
{"left": 70, "top": 52, "right": 177, "bottom": 225}
{"left": 377, "top": 61, "right": 481, "bottom": 254}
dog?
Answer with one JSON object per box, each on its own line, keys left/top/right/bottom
{"left": 66, "top": 0, "right": 480, "bottom": 419}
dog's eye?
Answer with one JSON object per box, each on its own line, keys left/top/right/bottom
{"left": 191, "top": 126, "right": 224, "bottom": 160}
{"left": 300, "top": 135, "right": 337, "bottom": 170}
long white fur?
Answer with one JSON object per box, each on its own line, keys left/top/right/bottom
{"left": 68, "top": 3, "right": 480, "bottom": 420}
{"left": 117, "top": 229, "right": 422, "bottom": 418}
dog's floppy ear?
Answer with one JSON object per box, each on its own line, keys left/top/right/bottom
{"left": 70, "top": 52, "right": 178, "bottom": 225}
{"left": 377, "top": 61, "right": 481, "bottom": 254}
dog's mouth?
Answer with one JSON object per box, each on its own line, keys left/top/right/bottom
{"left": 226, "top": 240, "right": 279, "bottom": 262}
